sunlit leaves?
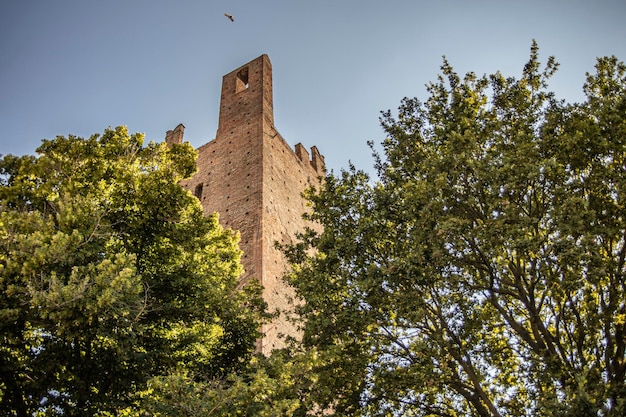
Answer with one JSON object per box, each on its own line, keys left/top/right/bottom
{"left": 0, "top": 126, "right": 265, "bottom": 416}
{"left": 285, "top": 44, "right": 626, "bottom": 416}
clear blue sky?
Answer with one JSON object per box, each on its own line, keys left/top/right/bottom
{"left": 1, "top": 0, "right": 625, "bottom": 173}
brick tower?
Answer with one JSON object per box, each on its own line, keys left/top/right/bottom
{"left": 168, "top": 55, "right": 324, "bottom": 354}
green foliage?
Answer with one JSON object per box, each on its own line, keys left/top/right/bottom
{"left": 129, "top": 354, "right": 304, "bottom": 417}
{"left": 80, "top": 346, "right": 336, "bottom": 417}
{"left": 0, "top": 127, "right": 266, "bottom": 416}
{"left": 284, "top": 43, "right": 626, "bottom": 416}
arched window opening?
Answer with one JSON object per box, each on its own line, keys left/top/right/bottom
{"left": 194, "top": 183, "right": 203, "bottom": 200}
{"left": 236, "top": 67, "right": 249, "bottom": 93}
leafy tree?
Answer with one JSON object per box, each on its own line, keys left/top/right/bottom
{"left": 283, "top": 43, "right": 626, "bottom": 416}
{"left": 131, "top": 352, "right": 307, "bottom": 417}
{"left": 0, "top": 127, "right": 266, "bottom": 416}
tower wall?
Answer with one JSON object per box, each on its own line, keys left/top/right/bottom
{"left": 177, "top": 55, "right": 324, "bottom": 354}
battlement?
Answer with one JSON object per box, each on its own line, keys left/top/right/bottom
{"left": 166, "top": 124, "right": 325, "bottom": 177}
{"left": 295, "top": 143, "right": 325, "bottom": 175}
{"left": 165, "top": 123, "right": 185, "bottom": 147}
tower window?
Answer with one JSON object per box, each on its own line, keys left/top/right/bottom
{"left": 236, "top": 67, "right": 249, "bottom": 92}
{"left": 194, "top": 183, "right": 203, "bottom": 200}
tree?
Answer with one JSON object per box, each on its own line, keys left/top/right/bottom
{"left": 283, "top": 43, "right": 626, "bottom": 416}
{"left": 132, "top": 352, "right": 307, "bottom": 417}
{"left": 0, "top": 127, "right": 266, "bottom": 416}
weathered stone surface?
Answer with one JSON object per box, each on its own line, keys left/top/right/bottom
{"left": 174, "top": 55, "right": 324, "bottom": 354}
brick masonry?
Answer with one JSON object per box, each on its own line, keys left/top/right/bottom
{"left": 168, "top": 55, "right": 324, "bottom": 354}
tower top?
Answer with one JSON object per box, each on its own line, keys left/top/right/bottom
{"left": 217, "top": 54, "right": 274, "bottom": 136}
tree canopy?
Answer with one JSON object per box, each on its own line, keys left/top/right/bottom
{"left": 283, "top": 43, "right": 626, "bottom": 416}
{"left": 0, "top": 127, "right": 266, "bottom": 416}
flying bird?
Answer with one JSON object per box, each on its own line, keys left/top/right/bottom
{"left": 224, "top": 13, "right": 234, "bottom": 22}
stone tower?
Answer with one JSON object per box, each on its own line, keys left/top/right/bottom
{"left": 169, "top": 55, "right": 324, "bottom": 354}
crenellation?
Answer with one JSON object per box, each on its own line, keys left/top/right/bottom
{"left": 310, "top": 146, "right": 325, "bottom": 174}
{"left": 165, "top": 123, "right": 185, "bottom": 147}
{"left": 294, "top": 143, "right": 310, "bottom": 164}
